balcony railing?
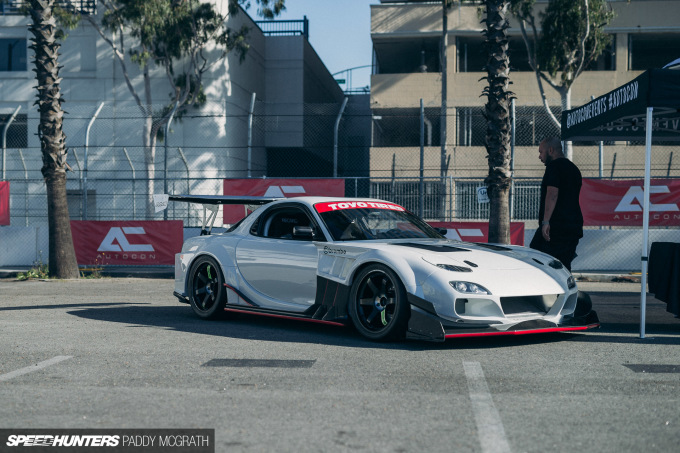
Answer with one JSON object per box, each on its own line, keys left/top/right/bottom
{"left": 255, "top": 17, "right": 309, "bottom": 39}
{"left": 0, "top": 0, "right": 96, "bottom": 15}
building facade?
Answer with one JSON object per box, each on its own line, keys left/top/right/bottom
{"left": 0, "top": 1, "right": 347, "bottom": 224}
{"left": 370, "top": 0, "right": 680, "bottom": 186}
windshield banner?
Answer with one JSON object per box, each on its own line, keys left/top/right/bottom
{"left": 0, "top": 181, "right": 8, "bottom": 225}
{"left": 223, "top": 178, "right": 345, "bottom": 223}
{"left": 581, "top": 179, "right": 680, "bottom": 226}
{"left": 428, "top": 222, "right": 525, "bottom": 246}
{"left": 315, "top": 201, "right": 405, "bottom": 213}
{"left": 70, "top": 221, "right": 183, "bottom": 265}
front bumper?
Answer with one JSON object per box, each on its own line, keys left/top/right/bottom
{"left": 405, "top": 294, "right": 600, "bottom": 342}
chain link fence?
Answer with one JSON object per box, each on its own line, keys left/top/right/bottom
{"left": 2, "top": 98, "right": 679, "bottom": 271}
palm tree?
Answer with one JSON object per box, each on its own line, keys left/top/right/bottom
{"left": 29, "top": 0, "right": 79, "bottom": 278}
{"left": 482, "top": 0, "right": 513, "bottom": 244}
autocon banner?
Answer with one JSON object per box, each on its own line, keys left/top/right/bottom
{"left": 223, "top": 179, "right": 345, "bottom": 224}
{"left": 0, "top": 181, "right": 8, "bottom": 225}
{"left": 428, "top": 222, "right": 525, "bottom": 246}
{"left": 70, "top": 221, "right": 183, "bottom": 265}
{"left": 581, "top": 179, "right": 680, "bottom": 226}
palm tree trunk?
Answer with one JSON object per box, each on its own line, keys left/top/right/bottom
{"left": 482, "top": 0, "right": 513, "bottom": 244}
{"left": 29, "top": 0, "right": 79, "bottom": 278}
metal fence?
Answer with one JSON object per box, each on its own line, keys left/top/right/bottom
{"left": 2, "top": 98, "right": 680, "bottom": 271}
{"left": 2, "top": 176, "right": 539, "bottom": 227}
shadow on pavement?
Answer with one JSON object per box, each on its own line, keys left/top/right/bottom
{"left": 58, "top": 302, "right": 588, "bottom": 351}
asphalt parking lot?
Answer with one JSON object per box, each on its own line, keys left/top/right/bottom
{"left": 0, "top": 277, "right": 679, "bottom": 452}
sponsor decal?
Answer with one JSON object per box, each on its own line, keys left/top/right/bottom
{"left": 223, "top": 178, "right": 345, "bottom": 223}
{"left": 581, "top": 179, "right": 680, "bottom": 226}
{"left": 315, "top": 201, "right": 405, "bottom": 213}
{"left": 153, "top": 194, "right": 169, "bottom": 213}
{"left": 71, "top": 221, "right": 183, "bottom": 265}
{"left": 323, "top": 246, "right": 346, "bottom": 255}
{"left": 0, "top": 181, "right": 8, "bottom": 225}
{"left": 428, "top": 222, "right": 525, "bottom": 246}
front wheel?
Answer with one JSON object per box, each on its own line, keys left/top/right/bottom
{"left": 348, "top": 264, "right": 409, "bottom": 341}
{"left": 187, "top": 256, "right": 228, "bottom": 319}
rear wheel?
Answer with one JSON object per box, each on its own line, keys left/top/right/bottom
{"left": 188, "top": 256, "right": 227, "bottom": 319}
{"left": 349, "top": 264, "right": 409, "bottom": 341}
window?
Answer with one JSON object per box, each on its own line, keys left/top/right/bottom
{"left": 630, "top": 33, "right": 680, "bottom": 70}
{"left": 257, "top": 206, "right": 322, "bottom": 241}
{"left": 373, "top": 37, "right": 441, "bottom": 74}
{"left": 0, "top": 38, "right": 27, "bottom": 72}
{"left": 456, "top": 35, "right": 615, "bottom": 73}
{"left": 0, "top": 113, "right": 27, "bottom": 148}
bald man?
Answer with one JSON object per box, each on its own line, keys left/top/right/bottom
{"left": 529, "top": 137, "right": 583, "bottom": 271}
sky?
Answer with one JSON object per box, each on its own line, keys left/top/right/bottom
{"left": 271, "top": 0, "right": 380, "bottom": 91}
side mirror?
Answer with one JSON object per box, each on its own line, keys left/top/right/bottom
{"left": 435, "top": 227, "right": 448, "bottom": 236}
{"left": 292, "top": 225, "right": 314, "bottom": 240}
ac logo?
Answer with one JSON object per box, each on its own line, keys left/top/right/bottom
{"left": 262, "top": 185, "right": 306, "bottom": 197}
{"left": 614, "top": 186, "right": 680, "bottom": 212}
{"left": 98, "top": 227, "right": 155, "bottom": 252}
{"left": 445, "top": 229, "right": 484, "bottom": 241}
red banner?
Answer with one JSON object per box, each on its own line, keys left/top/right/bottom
{"left": 581, "top": 179, "right": 680, "bottom": 226}
{"left": 70, "top": 221, "right": 183, "bottom": 265}
{"left": 428, "top": 222, "right": 525, "bottom": 246}
{"left": 223, "top": 178, "right": 345, "bottom": 223}
{"left": 0, "top": 181, "right": 8, "bottom": 226}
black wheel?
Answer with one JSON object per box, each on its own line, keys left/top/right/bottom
{"left": 349, "top": 264, "right": 409, "bottom": 341}
{"left": 187, "top": 256, "right": 227, "bottom": 319}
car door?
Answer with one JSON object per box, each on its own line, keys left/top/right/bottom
{"left": 235, "top": 204, "right": 322, "bottom": 310}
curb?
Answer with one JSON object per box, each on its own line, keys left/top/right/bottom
{"left": 573, "top": 273, "right": 641, "bottom": 283}
{"left": 0, "top": 267, "right": 174, "bottom": 279}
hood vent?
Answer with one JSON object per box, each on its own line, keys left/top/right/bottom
{"left": 397, "top": 243, "right": 469, "bottom": 252}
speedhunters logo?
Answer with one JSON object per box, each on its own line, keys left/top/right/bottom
{"left": 1, "top": 429, "right": 214, "bottom": 451}
{"left": 6, "top": 435, "right": 119, "bottom": 447}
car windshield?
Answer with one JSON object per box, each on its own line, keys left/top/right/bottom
{"left": 315, "top": 201, "right": 444, "bottom": 241}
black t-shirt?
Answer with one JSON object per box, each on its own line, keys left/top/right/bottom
{"left": 539, "top": 158, "right": 583, "bottom": 239}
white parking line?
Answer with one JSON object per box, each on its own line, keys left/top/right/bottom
{"left": 463, "top": 361, "right": 511, "bottom": 453}
{"left": 0, "top": 356, "right": 72, "bottom": 382}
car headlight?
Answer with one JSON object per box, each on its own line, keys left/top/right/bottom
{"left": 567, "top": 275, "right": 576, "bottom": 289}
{"left": 449, "top": 281, "right": 491, "bottom": 295}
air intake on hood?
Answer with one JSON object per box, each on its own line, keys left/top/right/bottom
{"left": 396, "top": 243, "right": 469, "bottom": 252}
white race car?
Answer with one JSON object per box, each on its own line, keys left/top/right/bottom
{"left": 170, "top": 195, "right": 598, "bottom": 342}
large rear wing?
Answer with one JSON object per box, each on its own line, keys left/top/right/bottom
{"left": 154, "top": 194, "right": 279, "bottom": 235}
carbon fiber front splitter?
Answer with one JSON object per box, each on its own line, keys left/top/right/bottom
{"left": 405, "top": 294, "right": 600, "bottom": 342}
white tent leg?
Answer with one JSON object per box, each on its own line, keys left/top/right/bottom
{"left": 640, "top": 107, "right": 653, "bottom": 339}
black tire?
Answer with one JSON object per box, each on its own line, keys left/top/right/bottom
{"left": 348, "top": 264, "right": 409, "bottom": 341}
{"left": 187, "top": 256, "right": 228, "bottom": 319}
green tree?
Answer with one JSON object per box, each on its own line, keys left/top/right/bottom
{"left": 510, "top": 0, "right": 614, "bottom": 159}
{"left": 481, "top": 0, "right": 514, "bottom": 244}
{"left": 61, "top": 0, "right": 284, "bottom": 217}
{"left": 28, "top": 0, "right": 79, "bottom": 279}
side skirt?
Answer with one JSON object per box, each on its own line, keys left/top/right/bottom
{"left": 220, "top": 277, "right": 350, "bottom": 326}
{"left": 223, "top": 305, "right": 346, "bottom": 327}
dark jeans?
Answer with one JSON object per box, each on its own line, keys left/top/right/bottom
{"left": 529, "top": 229, "right": 579, "bottom": 271}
